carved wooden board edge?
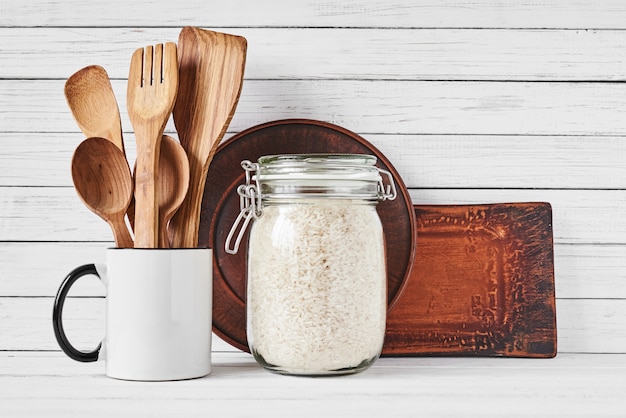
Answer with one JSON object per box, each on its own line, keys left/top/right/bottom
{"left": 382, "top": 202, "right": 557, "bottom": 358}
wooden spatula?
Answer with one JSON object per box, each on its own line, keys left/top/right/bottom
{"left": 169, "top": 27, "right": 247, "bottom": 248}
{"left": 64, "top": 65, "right": 125, "bottom": 155}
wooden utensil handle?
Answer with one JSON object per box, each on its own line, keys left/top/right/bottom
{"left": 109, "top": 217, "right": 134, "bottom": 249}
{"left": 133, "top": 128, "right": 162, "bottom": 248}
{"left": 169, "top": 160, "right": 206, "bottom": 248}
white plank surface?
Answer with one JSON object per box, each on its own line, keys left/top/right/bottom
{"left": 1, "top": 0, "right": 625, "bottom": 410}
{"left": 3, "top": 132, "right": 626, "bottom": 189}
{"left": 3, "top": 28, "right": 626, "bottom": 81}
{"left": 4, "top": 80, "right": 626, "bottom": 136}
{"left": 4, "top": 0, "right": 626, "bottom": 29}
{"left": 0, "top": 352, "right": 624, "bottom": 417}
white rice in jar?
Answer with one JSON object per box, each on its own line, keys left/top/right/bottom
{"left": 246, "top": 199, "right": 387, "bottom": 375}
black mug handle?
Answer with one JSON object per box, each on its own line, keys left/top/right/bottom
{"left": 52, "top": 264, "right": 102, "bottom": 362}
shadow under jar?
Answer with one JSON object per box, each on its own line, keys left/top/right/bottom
{"left": 226, "top": 154, "right": 397, "bottom": 376}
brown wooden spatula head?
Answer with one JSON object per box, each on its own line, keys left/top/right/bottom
{"left": 169, "top": 27, "right": 247, "bottom": 248}
{"left": 64, "top": 65, "right": 125, "bottom": 154}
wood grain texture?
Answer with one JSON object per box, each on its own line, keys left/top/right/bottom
{"left": 3, "top": 132, "right": 625, "bottom": 190}
{"left": 4, "top": 28, "right": 626, "bottom": 81}
{"left": 0, "top": 353, "right": 624, "bottom": 416}
{"left": 170, "top": 27, "right": 247, "bottom": 248}
{"left": 153, "top": 135, "right": 189, "bottom": 247}
{"left": 4, "top": 1, "right": 626, "bottom": 29}
{"left": 408, "top": 189, "right": 626, "bottom": 246}
{"left": 4, "top": 80, "right": 626, "bottom": 136}
{"left": 0, "top": 352, "right": 626, "bottom": 418}
{"left": 0, "top": 352, "right": 624, "bottom": 417}
{"left": 127, "top": 42, "right": 178, "bottom": 248}
{"left": 384, "top": 203, "right": 556, "bottom": 357}
{"left": 63, "top": 65, "right": 125, "bottom": 154}
{"left": 70, "top": 137, "right": 133, "bottom": 248}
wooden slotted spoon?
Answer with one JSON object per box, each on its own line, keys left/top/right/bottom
{"left": 127, "top": 42, "right": 178, "bottom": 248}
{"left": 169, "top": 27, "right": 247, "bottom": 248}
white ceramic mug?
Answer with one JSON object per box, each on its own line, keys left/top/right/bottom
{"left": 52, "top": 248, "right": 212, "bottom": 381}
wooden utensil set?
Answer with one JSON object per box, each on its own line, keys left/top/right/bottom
{"left": 66, "top": 27, "right": 247, "bottom": 249}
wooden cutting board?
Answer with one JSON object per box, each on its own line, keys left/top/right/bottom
{"left": 383, "top": 202, "right": 557, "bottom": 358}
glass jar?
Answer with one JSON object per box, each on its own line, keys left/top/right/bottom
{"left": 226, "top": 154, "right": 396, "bottom": 376}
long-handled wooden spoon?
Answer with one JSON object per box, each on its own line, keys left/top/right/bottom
{"left": 71, "top": 137, "right": 134, "bottom": 248}
{"left": 169, "top": 27, "right": 247, "bottom": 248}
{"left": 132, "top": 136, "right": 188, "bottom": 245}
{"left": 127, "top": 43, "right": 178, "bottom": 248}
{"left": 64, "top": 65, "right": 125, "bottom": 154}
{"left": 132, "top": 135, "right": 190, "bottom": 248}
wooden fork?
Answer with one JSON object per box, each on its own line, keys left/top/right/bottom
{"left": 127, "top": 42, "right": 178, "bottom": 248}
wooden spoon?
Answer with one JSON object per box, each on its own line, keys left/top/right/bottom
{"left": 158, "top": 135, "right": 189, "bottom": 248}
{"left": 64, "top": 65, "right": 125, "bottom": 154}
{"left": 169, "top": 27, "right": 247, "bottom": 248}
{"left": 127, "top": 43, "right": 178, "bottom": 248}
{"left": 71, "top": 137, "right": 134, "bottom": 248}
{"left": 133, "top": 135, "right": 190, "bottom": 248}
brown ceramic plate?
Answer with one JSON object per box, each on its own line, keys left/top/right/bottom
{"left": 383, "top": 203, "right": 557, "bottom": 358}
{"left": 198, "top": 119, "right": 416, "bottom": 352}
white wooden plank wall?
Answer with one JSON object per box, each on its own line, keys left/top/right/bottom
{"left": 1, "top": 1, "right": 625, "bottom": 355}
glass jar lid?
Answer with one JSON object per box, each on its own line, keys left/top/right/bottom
{"left": 255, "top": 154, "right": 383, "bottom": 200}
{"left": 225, "top": 153, "right": 397, "bottom": 254}
{"left": 258, "top": 153, "right": 379, "bottom": 177}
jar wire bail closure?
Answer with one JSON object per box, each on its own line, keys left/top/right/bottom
{"left": 224, "top": 154, "right": 397, "bottom": 255}
{"left": 225, "top": 160, "right": 262, "bottom": 254}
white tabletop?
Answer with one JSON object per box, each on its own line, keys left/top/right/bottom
{"left": 1, "top": 351, "right": 624, "bottom": 417}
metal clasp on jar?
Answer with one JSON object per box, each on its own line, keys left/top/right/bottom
{"left": 225, "top": 159, "right": 398, "bottom": 255}
{"left": 225, "top": 161, "right": 262, "bottom": 254}
{"left": 377, "top": 168, "right": 397, "bottom": 201}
